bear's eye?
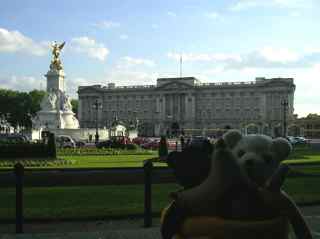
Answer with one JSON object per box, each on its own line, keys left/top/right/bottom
{"left": 263, "top": 153, "right": 273, "bottom": 164}
{"left": 237, "top": 150, "right": 245, "bottom": 157}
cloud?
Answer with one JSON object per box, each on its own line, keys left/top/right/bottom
{"left": 151, "top": 24, "right": 159, "bottom": 29}
{"left": 289, "top": 11, "right": 301, "bottom": 17}
{"left": 167, "top": 11, "right": 177, "bottom": 17}
{"left": 230, "top": 0, "right": 314, "bottom": 11}
{"left": 105, "top": 70, "right": 159, "bottom": 86}
{"left": 119, "top": 34, "right": 128, "bottom": 40}
{"left": 65, "top": 77, "right": 97, "bottom": 98}
{"left": 258, "top": 47, "right": 300, "bottom": 62}
{"left": 117, "top": 56, "right": 156, "bottom": 68}
{"left": 0, "top": 75, "right": 44, "bottom": 92}
{"left": 94, "top": 20, "right": 120, "bottom": 29}
{"left": 0, "top": 28, "right": 48, "bottom": 56}
{"left": 167, "top": 52, "right": 242, "bottom": 62}
{"left": 72, "top": 71, "right": 159, "bottom": 92}
{"left": 204, "top": 12, "right": 220, "bottom": 19}
{"left": 168, "top": 47, "right": 320, "bottom": 69}
{"left": 71, "top": 37, "right": 109, "bottom": 61}
{"left": 226, "top": 47, "right": 320, "bottom": 69}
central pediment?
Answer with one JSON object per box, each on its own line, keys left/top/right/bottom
{"left": 156, "top": 77, "right": 199, "bottom": 90}
{"left": 157, "top": 81, "right": 194, "bottom": 90}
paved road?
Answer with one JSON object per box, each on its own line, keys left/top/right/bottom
{"left": 2, "top": 206, "right": 320, "bottom": 238}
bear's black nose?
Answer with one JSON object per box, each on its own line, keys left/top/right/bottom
{"left": 237, "top": 150, "right": 245, "bottom": 157}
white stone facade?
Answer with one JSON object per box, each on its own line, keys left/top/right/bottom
{"left": 78, "top": 77, "right": 295, "bottom": 137}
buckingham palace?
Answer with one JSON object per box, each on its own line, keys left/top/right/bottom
{"left": 77, "top": 77, "right": 295, "bottom": 137}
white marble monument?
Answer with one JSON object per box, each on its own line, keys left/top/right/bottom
{"left": 33, "top": 41, "right": 80, "bottom": 130}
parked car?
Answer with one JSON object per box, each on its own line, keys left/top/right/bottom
{"left": 189, "top": 136, "right": 208, "bottom": 147}
{"left": 0, "top": 134, "right": 29, "bottom": 143}
{"left": 286, "top": 136, "right": 298, "bottom": 145}
{"left": 141, "top": 139, "right": 160, "bottom": 150}
{"left": 96, "top": 140, "right": 112, "bottom": 149}
{"left": 294, "top": 136, "right": 309, "bottom": 145}
{"left": 55, "top": 135, "right": 76, "bottom": 148}
{"left": 74, "top": 140, "right": 86, "bottom": 147}
{"left": 132, "top": 137, "right": 152, "bottom": 146}
{"left": 167, "top": 139, "right": 178, "bottom": 150}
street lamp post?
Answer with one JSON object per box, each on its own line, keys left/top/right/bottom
{"left": 281, "top": 99, "right": 288, "bottom": 137}
{"left": 93, "top": 99, "right": 102, "bottom": 144}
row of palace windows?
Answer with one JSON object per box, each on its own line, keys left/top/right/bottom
{"left": 103, "top": 92, "right": 259, "bottom": 100}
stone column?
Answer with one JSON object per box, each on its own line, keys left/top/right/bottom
{"left": 177, "top": 94, "right": 181, "bottom": 121}
{"left": 191, "top": 94, "right": 196, "bottom": 120}
{"left": 156, "top": 96, "right": 160, "bottom": 116}
{"left": 185, "top": 95, "right": 189, "bottom": 119}
{"left": 162, "top": 94, "right": 166, "bottom": 120}
{"left": 170, "top": 94, "right": 174, "bottom": 119}
{"left": 78, "top": 98, "right": 82, "bottom": 121}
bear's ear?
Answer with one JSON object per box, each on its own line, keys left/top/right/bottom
{"left": 222, "top": 129, "right": 242, "bottom": 149}
{"left": 271, "top": 138, "right": 292, "bottom": 161}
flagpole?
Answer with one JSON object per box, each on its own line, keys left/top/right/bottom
{"left": 179, "top": 54, "right": 182, "bottom": 78}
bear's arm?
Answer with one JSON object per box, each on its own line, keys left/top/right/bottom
{"left": 259, "top": 188, "right": 312, "bottom": 239}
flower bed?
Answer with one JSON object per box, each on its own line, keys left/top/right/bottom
{"left": 57, "top": 147, "right": 156, "bottom": 156}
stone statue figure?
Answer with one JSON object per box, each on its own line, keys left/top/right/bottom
{"left": 50, "top": 41, "right": 65, "bottom": 70}
{"left": 40, "top": 89, "right": 57, "bottom": 111}
{"left": 31, "top": 115, "right": 40, "bottom": 129}
{"left": 62, "top": 94, "right": 72, "bottom": 112}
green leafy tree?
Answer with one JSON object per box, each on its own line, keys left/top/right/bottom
{"left": 71, "top": 99, "right": 78, "bottom": 116}
{"left": 0, "top": 88, "right": 45, "bottom": 129}
{"left": 29, "top": 90, "right": 46, "bottom": 115}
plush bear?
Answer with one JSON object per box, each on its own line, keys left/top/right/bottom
{"left": 161, "top": 130, "right": 312, "bottom": 239}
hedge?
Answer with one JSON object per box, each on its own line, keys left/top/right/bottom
{"left": 0, "top": 142, "right": 50, "bottom": 159}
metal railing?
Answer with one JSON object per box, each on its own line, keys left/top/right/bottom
{"left": 1, "top": 161, "right": 173, "bottom": 233}
{"left": 2, "top": 160, "right": 320, "bottom": 234}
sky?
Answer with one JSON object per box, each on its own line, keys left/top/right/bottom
{"left": 0, "top": 0, "right": 320, "bottom": 117}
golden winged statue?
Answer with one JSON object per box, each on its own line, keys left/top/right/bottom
{"left": 50, "top": 41, "right": 65, "bottom": 70}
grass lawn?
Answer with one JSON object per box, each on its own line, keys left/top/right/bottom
{"left": 0, "top": 145, "right": 319, "bottom": 220}
{"left": 61, "top": 155, "right": 161, "bottom": 168}
{"left": 0, "top": 184, "right": 180, "bottom": 220}
{"left": 0, "top": 175, "right": 319, "bottom": 220}
{"left": 285, "top": 145, "right": 320, "bottom": 163}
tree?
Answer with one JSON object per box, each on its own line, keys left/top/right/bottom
{"left": 0, "top": 88, "right": 45, "bottom": 129}
{"left": 71, "top": 99, "right": 78, "bottom": 116}
{"left": 29, "top": 90, "right": 46, "bottom": 115}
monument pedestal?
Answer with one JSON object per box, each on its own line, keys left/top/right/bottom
{"left": 62, "top": 111, "right": 79, "bottom": 129}
{"left": 36, "top": 110, "right": 65, "bottom": 129}
{"left": 46, "top": 69, "right": 65, "bottom": 92}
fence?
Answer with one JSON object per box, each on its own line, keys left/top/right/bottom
{"left": 0, "top": 161, "right": 174, "bottom": 233}
{"left": 1, "top": 161, "right": 320, "bottom": 234}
